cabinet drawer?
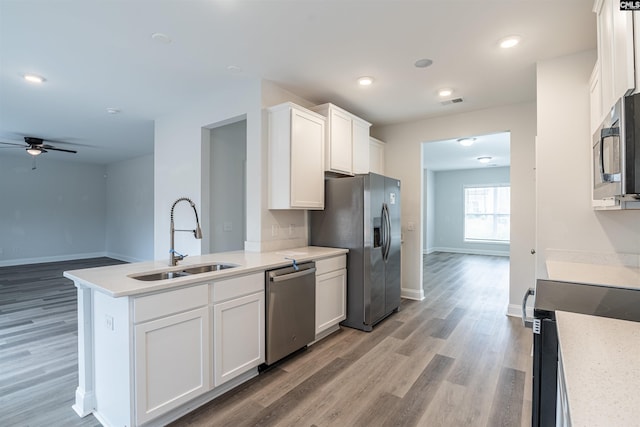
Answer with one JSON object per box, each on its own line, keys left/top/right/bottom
{"left": 211, "top": 272, "right": 264, "bottom": 303}
{"left": 315, "top": 255, "right": 346, "bottom": 276}
{"left": 134, "top": 284, "right": 208, "bottom": 323}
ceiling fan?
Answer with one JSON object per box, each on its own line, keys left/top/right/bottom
{"left": 0, "top": 136, "right": 78, "bottom": 156}
{"left": 0, "top": 136, "right": 78, "bottom": 169}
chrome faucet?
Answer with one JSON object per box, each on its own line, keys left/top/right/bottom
{"left": 170, "top": 197, "right": 203, "bottom": 266}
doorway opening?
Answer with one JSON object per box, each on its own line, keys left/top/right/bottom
{"left": 421, "top": 131, "right": 511, "bottom": 289}
{"left": 201, "top": 116, "right": 247, "bottom": 253}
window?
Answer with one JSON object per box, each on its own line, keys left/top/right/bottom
{"left": 464, "top": 185, "right": 510, "bottom": 242}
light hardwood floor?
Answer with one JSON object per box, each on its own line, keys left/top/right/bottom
{"left": 0, "top": 253, "right": 532, "bottom": 427}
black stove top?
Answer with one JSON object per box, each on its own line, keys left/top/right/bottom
{"left": 535, "top": 279, "right": 640, "bottom": 322}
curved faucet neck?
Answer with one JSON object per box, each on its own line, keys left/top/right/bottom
{"left": 169, "top": 197, "right": 203, "bottom": 266}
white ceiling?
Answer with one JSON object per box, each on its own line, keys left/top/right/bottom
{"left": 0, "top": 1, "right": 596, "bottom": 165}
{"left": 422, "top": 132, "right": 510, "bottom": 171}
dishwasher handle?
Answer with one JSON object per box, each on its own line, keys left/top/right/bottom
{"left": 269, "top": 267, "right": 316, "bottom": 282}
{"left": 522, "top": 287, "right": 535, "bottom": 328}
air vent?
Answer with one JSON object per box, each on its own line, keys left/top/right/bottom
{"left": 441, "top": 97, "right": 464, "bottom": 106}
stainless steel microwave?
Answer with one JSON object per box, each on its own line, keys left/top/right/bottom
{"left": 592, "top": 93, "right": 640, "bottom": 204}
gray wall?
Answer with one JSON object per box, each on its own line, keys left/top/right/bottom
{"left": 423, "top": 168, "right": 435, "bottom": 253}
{"left": 0, "top": 153, "right": 154, "bottom": 266}
{"left": 105, "top": 154, "right": 154, "bottom": 262}
{"left": 207, "top": 120, "right": 246, "bottom": 253}
{"left": 0, "top": 155, "right": 107, "bottom": 265}
{"left": 431, "top": 166, "right": 510, "bottom": 256}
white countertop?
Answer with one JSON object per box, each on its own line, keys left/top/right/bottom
{"left": 63, "top": 246, "right": 348, "bottom": 297}
{"left": 546, "top": 260, "right": 640, "bottom": 290}
{"left": 556, "top": 311, "right": 640, "bottom": 427}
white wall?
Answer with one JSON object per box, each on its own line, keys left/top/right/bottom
{"left": 536, "top": 50, "right": 640, "bottom": 275}
{"left": 105, "top": 154, "right": 154, "bottom": 262}
{"left": 373, "top": 102, "right": 536, "bottom": 307}
{"left": 154, "top": 78, "right": 317, "bottom": 260}
{"left": 0, "top": 155, "right": 107, "bottom": 266}
{"left": 154, "top": 78, "right": 262, "bottom": 260}
{"left": 431, "top": 166, "right": 510, "bottom": 256}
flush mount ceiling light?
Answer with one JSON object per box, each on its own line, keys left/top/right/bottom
{"left": 151, "top": 32, "right": 172, "bottom": 44}
{"left": 438, "top": 88, "right": 453, "bottom": 97}
{"left": 227, "top": 65, "right": 243, "bottom": 74}
{"left": 499, "top": 35, "right": 521, "bottom": 49}
{"left": 414, "top": 58, "right": 433, "bottom": 68}
{"left": 477, "top": 156, "right": 493, "bottom": 163}
{"left": 458, "top": 138, "right": 476, "bottom": 147}
{"left": 358, "top": 76, "right": 374, "bottom": 86}
{"left": 23, "top": 74, "right": 46, "bottom": 84}
{"left": 106, "top": 107, "right": 121, "bottom": 114}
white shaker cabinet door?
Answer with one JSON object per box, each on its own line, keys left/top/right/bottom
{"left": 134, "top": 306, "right": 210, "bottom": 425}
{"left": 328, "top": 108, "right": 354, "bottom": 174}
{"left": 315, "top": 268, "right": 347, "bottom": 335}
{"left": 290, "top": 108, "right": 325, "bottom": 209}
{"left": 213, "top": 291, "right": 265, "bottom": 386}
{"left": 352, "top": 118, "right": 371, "bottom": 174}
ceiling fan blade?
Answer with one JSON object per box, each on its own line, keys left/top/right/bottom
{"left": 45, "top": 147, "right": 77, "bottom": 154}
{"left": 0, "top": 141, "right": 25, "bottom": 147}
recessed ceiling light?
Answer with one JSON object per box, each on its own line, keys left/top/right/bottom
{"left": 24, "top": 74, "right": 45, "bottom": 84}
{"left": 458, "top": 138, "right": 476, "bottom": 147}
{"left": 358, "top": 76, "right": 374, "bottom": 86}
{"left": 106, "top": 107, "right": 121, "bottom": 114}
{"left": 499, "top": 35, "right": 521, "bottom": 49}
{"left": 151, "top": 33, "right": 172, "bottom": 44}
{"left": 477, "top": 156, "right": 492, "bottom": 163}
{"left": 438, "top": 88, "right": 453, "bottom": 97}
{"left": 414, "top": 58, "right": 433, "bottom": 68}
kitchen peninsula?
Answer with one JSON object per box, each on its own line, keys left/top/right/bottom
{"left": 64, "top": 246, "right": 348, "bottom": 427}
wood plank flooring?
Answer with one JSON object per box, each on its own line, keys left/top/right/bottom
{"left": 0, "top": 258, "right": 123, "bottom": 427}
{"left": 0, "top": 252, "right": 533, "bottom": 427}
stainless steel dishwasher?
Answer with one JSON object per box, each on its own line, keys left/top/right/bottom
{"left": 264, "top": 262, "right": 316, "bottom": 366}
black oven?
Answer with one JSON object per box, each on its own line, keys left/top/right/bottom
{"left": 524, "top": 280, "right": 640, "bottom": 426}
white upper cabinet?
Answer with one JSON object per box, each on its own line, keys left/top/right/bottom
{"left": 369, "top": 137, "right": 385, "bottom": 175}
{"left": 594, "top": 0, "right": 635, "bottom": 120}
{"left": 352, "top": 118, "right": 371, "bottom": 174}
{"left": 268, "top": 102, "right": 325, "bottom": 210}
{"left": 311, "top": 103, "right": 371, "bottom": 175}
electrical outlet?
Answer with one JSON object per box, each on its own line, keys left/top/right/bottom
{"left": 105, "top": 315, "right": 114, "bottom": 331}
{"left": 271, "top": 224, "right": 278, "bottom": 237}
{"left": 407, "top": 221, "right": 415, "bottom": 231}
{"left": 289, "top": 224, "right": 295, "bottom": 235}
{"left": 223, "top": 222, "right": 232, "bottom": 232}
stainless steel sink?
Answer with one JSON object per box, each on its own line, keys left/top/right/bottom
{"left": 130, "top": 263, "right": 238, "bottom": 281}
{"left": 181, "top": 263, "right": 237, "bottom": 274}
{"left": 133, "top": 271, "right": 191, "bottom": 281}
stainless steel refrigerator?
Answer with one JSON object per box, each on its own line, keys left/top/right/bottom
{"left": 310, "top": 173, "right": 401, "bottom": 332}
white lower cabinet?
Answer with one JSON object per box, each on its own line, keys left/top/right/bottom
{"left": 134, "top": 306, "right": 210, "bottom": 425}
{"left": 315, "top": 255, "right": 347, "bottom": 337}
{"left": 211, "top": 272, "right": 265, "bottom": 387}
{"left": 213, "top": 291, "right": 265, "bottom": 386}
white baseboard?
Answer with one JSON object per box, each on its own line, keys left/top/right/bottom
{"left": 401, "top": 287, "right": 425, "bottom": 301}
{"left": 104, "top": 252, "right": 146, "bottom": 263}
{"left": 0, "top": 252, "right": 108, "bottom": 267}
{"left": 428, "top": 247, "right": 509, "bottom": 257}
{"left": 423, "top": 248, "right": 436, "bottom": 255}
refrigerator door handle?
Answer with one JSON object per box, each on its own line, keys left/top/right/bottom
{"left": 382, "top": 203, "right": 391, "bottom": 261}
